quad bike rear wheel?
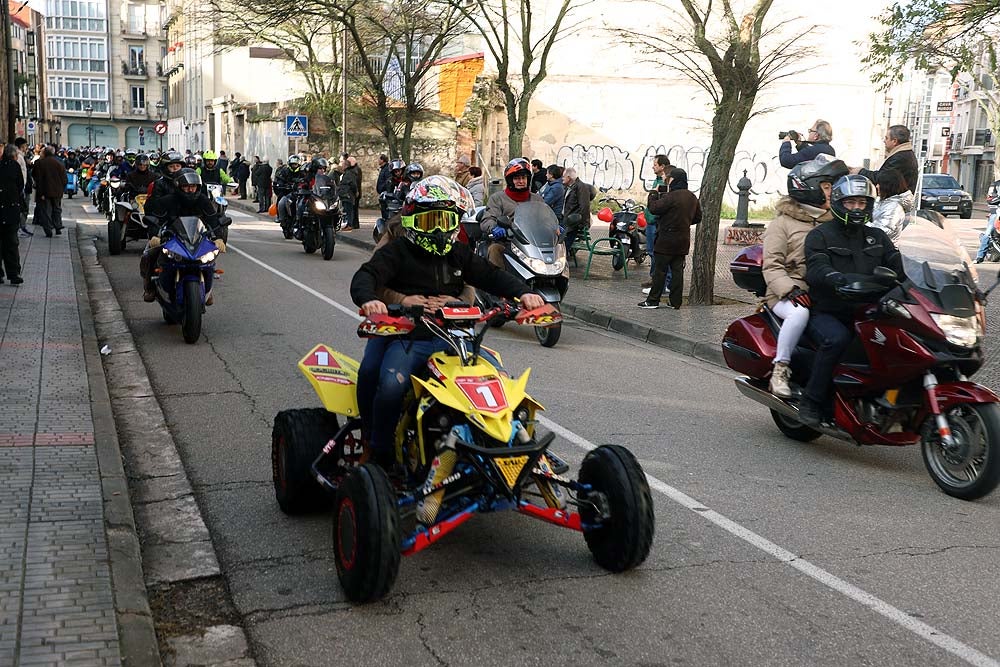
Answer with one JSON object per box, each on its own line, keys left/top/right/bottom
{"left": 271, "top": 408, "right": 339, "bottom": 514}
{"left": 108, "top": 219, "right": 123, "bottom": 255}
{"left": 578, "top": 444, "right": 654, "bottom": 572}
{"left": 333, "top": 464, "right": 401, "bottom": 602}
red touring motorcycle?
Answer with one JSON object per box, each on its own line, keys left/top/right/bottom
{"left": 725, "top": 220, "right": 1000, "bottom": 500}
{"left": 271, "top": 302, "right": 654, "bottom": 602}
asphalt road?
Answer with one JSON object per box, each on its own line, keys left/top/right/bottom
{"left": 71, "top": 199, "right": 1000, "bottom": 667}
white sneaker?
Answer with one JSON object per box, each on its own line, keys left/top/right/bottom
{"left": 770, "top": 362, "right": 792, "bottom": 398}
{"left": 642, "top": 287, "right": 651, "bottom": 295}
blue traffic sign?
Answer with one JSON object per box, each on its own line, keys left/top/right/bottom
{"left": 285, "top": 115, "right": 308, "bottom": 138}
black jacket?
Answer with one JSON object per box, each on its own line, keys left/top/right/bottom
{"left": 273, "top": 166, "right": 306, "bottom": 194}
{"left": 778, "top": 141, "right": 835, "bottom": 168}
{"left": 145, "top": 176, "right": 180, "bottom": 218}
{"left": 351, "top": 237, "right": 531, "bottom": 309}
{"left": 147, "top": 192, "right": 222, "bottom": 236}
{"left": 125, "top": 168, "right": 156, "bottom": 196}
{"left": 804, "top": 220, "right": 904, "bottom": 318}
{"left": 859, "top": 145, "right": 919, "bottom": 194}
{"left": 0, "top": 160, "right": 25, "bottom": 226}
{"left": 376, "top": 164, "right": 393, "bottom": 195}
{"left": 338, "top": 164, "right": 360, "bottom": 199}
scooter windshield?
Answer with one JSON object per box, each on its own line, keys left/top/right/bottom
{"left": 511, "top": 202, "right": 560, "bottom": 259}
{"left": 896, "top": 219, "right": 978, "bottom": 292}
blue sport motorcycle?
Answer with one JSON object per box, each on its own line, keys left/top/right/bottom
{"left": 152, "top": 216, "right": 228, "bottom": 344}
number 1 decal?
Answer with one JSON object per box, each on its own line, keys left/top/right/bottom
{"left": 315, "top": 350, "right": 329, "bottom": 366}
{"left": 475, "top": 384, "right": 499, "bottom": 408}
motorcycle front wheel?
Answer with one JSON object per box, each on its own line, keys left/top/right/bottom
{"left": 921, "top": 403, "right": 1000, "bottom": 500}
{"left": 534, "top": 304, "right": 562, "bottom": 348}
{"left": 322, "top": 227, "right": 335, "bottom": 261}
{"left": 181, "top": 281, "right": 203, "bottom": 344}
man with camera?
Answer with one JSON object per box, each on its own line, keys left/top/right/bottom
{"left": 779, "top": 120, "right": 836, "bottom": 168}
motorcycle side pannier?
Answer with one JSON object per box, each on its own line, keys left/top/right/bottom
{"left": 730, "top": 244, "right": 766, "bottom": 297}
{"left": 722, "top": 314, "right": 776, "bottom": 379}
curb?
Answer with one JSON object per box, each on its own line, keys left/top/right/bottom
{"left": 229, "top": 199, "right": 726, "bottom": 368}
{"left": 76, "top": 230, "right": 255, "bottom": 665}
{"left": 70, "top": 228, "right": 161, "bottom": 667}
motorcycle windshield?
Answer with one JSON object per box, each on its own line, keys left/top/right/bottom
{"left": 313, "top": 174, "right": 335, "bottom": 200}
{"left": 896, "top": 219, "right": 978, "bottom": 294}
{"left": 174, "top": 216, "right": 207, "bottom": 255}
{"left": 511, "top": 202, "right": 560, "bottom": 259}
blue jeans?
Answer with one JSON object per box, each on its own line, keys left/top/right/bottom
{"left": 645, "top": 222, "right": 656, "bottom": 276}
{"left": 977, "top": 213, "right": 995, "bottom": 261}
{"left": 803, "top": 312, "right": 853, "bottom": 406}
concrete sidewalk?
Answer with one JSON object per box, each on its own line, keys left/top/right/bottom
{"left": 0, "top": 224, "right": 157, "bottom": 666}
{"left": 231, "top": 199, "right": 750, "bottom": 367}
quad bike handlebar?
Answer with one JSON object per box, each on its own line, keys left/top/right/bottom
{"left": 357, "top": 300, "right": 561, "bottom": 338}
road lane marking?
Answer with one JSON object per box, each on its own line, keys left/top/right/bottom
{"left": 226, "top": 242, "right": 999, "bottom": 667}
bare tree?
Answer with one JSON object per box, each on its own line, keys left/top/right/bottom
{"left": 443, "top": 0, "right": 590, "bottom": 158}
{"left": 613, "top": 1, "right": 813, "bottom": 304}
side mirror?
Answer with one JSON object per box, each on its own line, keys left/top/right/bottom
{"left": 873, "top": 266, "right": 898, "bottom": 285}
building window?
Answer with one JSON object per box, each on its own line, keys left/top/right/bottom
{"left": 131, "top": 85, "right": 146, "bottom": 112}
{"left": 127, "top": 4, "right": 145, "bottom": 33}
{"left": 46, "top": 35, "right": 107, "bottom": 73}
{"left": 48, "top": 75, "right": 108, "bottom": 112}
{"left": 129, "top": 45, "right": 144, "bottom": 68}
{"left": 44, "top": 0, "right": 107, "bottom": 31}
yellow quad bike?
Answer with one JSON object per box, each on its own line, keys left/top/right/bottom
{"left": 271, "top": 302, "right": 655, "bottom": 603}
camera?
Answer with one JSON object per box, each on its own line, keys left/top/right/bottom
{"left": 778, "top": 130, "right": 801, "bottom": 142}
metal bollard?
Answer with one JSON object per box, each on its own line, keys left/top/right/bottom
{"left": 732, "top": 170, "right": 753, "bottom": 228}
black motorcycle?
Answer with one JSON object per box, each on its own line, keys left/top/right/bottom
{"left": 295, "top": 173, "right": 340, "bottom": 260}
{"left": 597, "top": 188, "right": 647, "bottom": 270}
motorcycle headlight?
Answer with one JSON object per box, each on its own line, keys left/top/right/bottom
{"left": 163, "top": 248, "right": 184, "bottom": 261}
{"left": 512, "top": 245, "right": 565, "bottom": 275}
{"left": 197, "top": 249, "right": 220, "bottom": 264}
{"left": 313, "top": 200, "right": 327, "bottom": 212}
{"left": 931, "top": 313, "right": 981, "bottom": 347}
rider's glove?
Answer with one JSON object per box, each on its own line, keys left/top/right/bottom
{"left": 214, "top": 238, "right": 227, "bottom": 253}
{"left": 148, "top": 236, "right": 161, "bottom": 249}
{"left": 558, "top": 225, "right": 565, "bottom": 236}
{"left": 786, "top": 287, "right": 811, "bottom": 308}
{"left": 490, "top": 226, "right": 507, "bottom": 241}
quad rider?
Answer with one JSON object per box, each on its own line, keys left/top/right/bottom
{"left": 350, "top": 175, "right": 544, "bottom": 469}
{"left": 124, "top": 153, "right": 157, "bottom": 197}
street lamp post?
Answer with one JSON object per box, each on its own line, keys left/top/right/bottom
{"left": 84, "top": 105, "right": 94, "bottom": 148}
{"left": 155, "top": 100, "right": 165, "bottom": 151}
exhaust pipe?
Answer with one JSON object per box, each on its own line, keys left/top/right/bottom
{"left": 733, "top": 376, "right": 850, "bottom": 440}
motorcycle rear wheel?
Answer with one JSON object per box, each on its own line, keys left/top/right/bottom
{"left": 921, "top": 403, "right": 1000, "bottom": 500}
{"left": 181, "top": 281, "right": 202, "bottom": 344}
{"left": 770, "top": 409, "right": 821, "bottom": 442}
{"left": 271, "top": 408, "right": 339, "bottom": 514}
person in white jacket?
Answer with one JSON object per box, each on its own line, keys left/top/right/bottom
{"left": 869, "top": 169, "right": 914, "bottom": 240}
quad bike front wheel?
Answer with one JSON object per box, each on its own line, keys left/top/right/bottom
{"left": 578, "top": 444, "right": 654, "bottom": 572}
{"left": 921, "top": 403, "right": 1000, "bottom": 500}
{"left": 333, "top": 464, "right": 401, "bottom": 602}
{"left": 272, "top": 408, "right": 339, "bottom": 514}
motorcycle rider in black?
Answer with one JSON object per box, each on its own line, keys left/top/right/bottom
{"left": 274, "top": 155, "right": 308, "bottom": 235}
{"left": 141, "top": 169, "right": 225, "bottom": 303}
{"left": 124, "top": 154, "right": 157, "bottom": 197}
{"left": 145, "top": 151, "right": 186, "bottom": 215}
{"left": 800, "top": 175, "right": 905, "bottom": 426}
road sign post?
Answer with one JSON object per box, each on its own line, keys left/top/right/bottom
{"left": 286, "top": 115, "right": 308, "bottom": 157}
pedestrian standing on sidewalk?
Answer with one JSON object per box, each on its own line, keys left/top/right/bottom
{"left": 31, "top": 146, "right": 67, "bottom": 238}
{"left": 0, "top": 145, "right": 25, "bottom": 283}
{"left": 641, "top": 154, "right": 671, "bottom": 291}
{"left": 351, "top": 156, "right": 362, "bottom": 229}
{"left": 338, "top": 155, "right": 361, "bottom": 230}
{"left": 13, "top": 138, "right": 32, "bottom": 237}
{"left": 638, "top": 168, "right": 701, "bottom": 310}
{"left": 255, "top": 158, "right": 273, "bottom": 213}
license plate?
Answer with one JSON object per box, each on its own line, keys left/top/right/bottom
{"left": 942, "top": 206, "right": 958, "bottom": 210}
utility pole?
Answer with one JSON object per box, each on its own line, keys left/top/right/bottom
{"left": 341, "top": 27, "right": 347, "bottom": 155}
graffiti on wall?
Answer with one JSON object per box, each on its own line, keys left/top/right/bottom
{"left": 555, "top": 142, "right": 787, "bottom": 199}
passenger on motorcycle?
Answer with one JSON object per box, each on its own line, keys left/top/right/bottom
{"left": 762, "top": 155, "right": 847, "bottom": 398}
{"left": 141, "top": 169, "right": 226, "bottom": 303}
{"left": 480, "top": 158, "right": 545, "bottom": 268}
{"left": 197, "top": 150, "right": 234, "bottom": 189}
{"left": 799, "top": 175, "right": 905, "bottom": 426}
{"left": 378, "top": 159, "right": 406, "bottom": 218}
{"left": 350, "top": 175, "right": 544, "bottom": 468}
{"left": 124, "top": 154, "right": 157, "bottom": 196}
{"left": 293, "top": 157, "right": 332, "bottom": 237}
{"left": 145, "top": 151, "right": 186, "bottom": 214}
{"left": 274, "top": 155, "right": 308, "bottom": 231}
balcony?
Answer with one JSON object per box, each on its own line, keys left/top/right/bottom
{"left": 122, "top": 61, "right": 149, "bottom": 78}
{"left": 964, "top": 128, "right": 994, "bottom": 148}
{"left": 120, "top": 100, "right": 149, "bottom": 118}
{"left": 951, "top": 133, "right": 963, "bottom": 151}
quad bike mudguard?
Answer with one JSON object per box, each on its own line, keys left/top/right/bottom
{"left": 298, "top": 344, "right": 360, "bottom": 417}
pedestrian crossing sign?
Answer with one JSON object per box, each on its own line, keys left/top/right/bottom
{"left": 285, "top": 115, "right": 308, "bottom": 138}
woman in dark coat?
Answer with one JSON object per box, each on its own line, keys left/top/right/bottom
{"left": 0, "top": 145, "right": 24, "bottom": 284}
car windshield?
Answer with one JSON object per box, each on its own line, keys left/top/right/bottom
{"left": 896, "top": 219, "right": 977, "bottom": 291}
{"left": 922, "top": 175, "right": 960, "bottom": 190}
